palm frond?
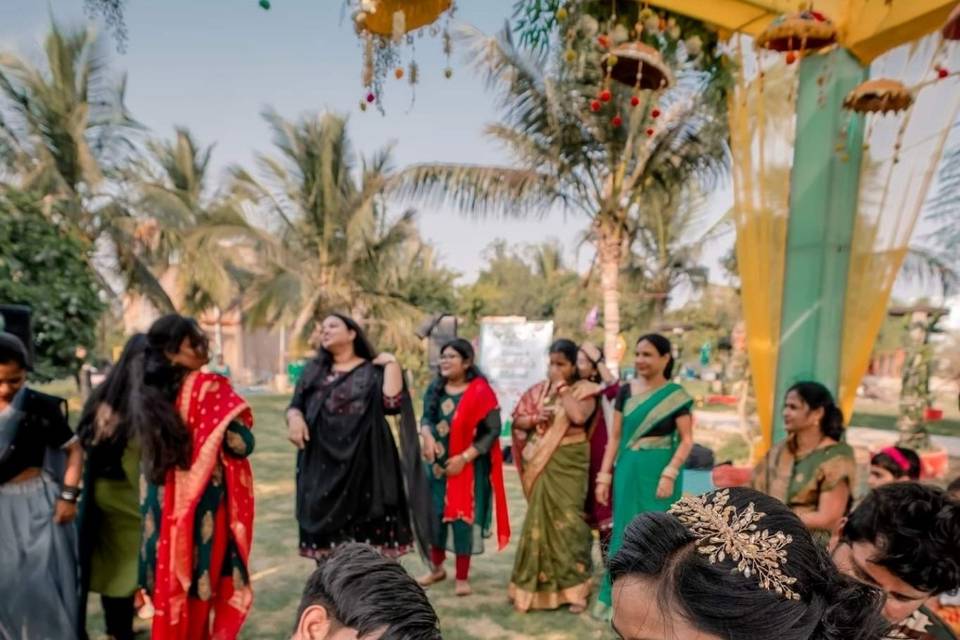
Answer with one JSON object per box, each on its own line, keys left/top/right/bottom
{"left": 391, "top": 162, "right": 560, "bottom": 219}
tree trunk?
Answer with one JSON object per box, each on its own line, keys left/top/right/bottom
{"left": 598, "top": 226, "right": 624, "bottom": 372}
{"left": 897, "top": 312, "right": 934, "bottom": 450}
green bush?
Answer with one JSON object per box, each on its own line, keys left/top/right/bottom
{"left": 0, "top": 190, "right": 106, "bottom": 380}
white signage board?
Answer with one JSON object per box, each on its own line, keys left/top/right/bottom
{"left": 477, "top": 317, "right": 554, "bottom": 422}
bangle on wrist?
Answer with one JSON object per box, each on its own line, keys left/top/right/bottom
{"left": 596, "top": 471, "right": 613, "bottom": 484}
{"left": 661, "top": 466, "right": 679, "bottom": 480}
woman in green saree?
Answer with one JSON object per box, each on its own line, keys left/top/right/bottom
{"left": 509, "top": 339, "right": 596, "bottom": 613}
{"left": 595, "top": 333, "right": 694, "bottom": 612}
{"left": 752, "top": 381, "right": 855, "bottom": 544}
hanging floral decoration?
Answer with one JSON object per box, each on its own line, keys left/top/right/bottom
{"left": 349, "top": 0, "right": 456, "bottom": 112}
{"left": 842, "top": 78, "right": 913, "bottom": 114}
{"left": 602, "top": 42, "right": 673, "bottom": 90}
{"left": 550, "top": 1, "right": 727, "bottom": 141}
{"left": 756, "top": 10, "right": 837, "bottom": 52}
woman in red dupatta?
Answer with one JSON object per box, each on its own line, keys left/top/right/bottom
{"left": 144, "top": 316, "right": 255, "bottom": 640}
{"left": 418, "top": 339, "right": 510, "bottom": 597}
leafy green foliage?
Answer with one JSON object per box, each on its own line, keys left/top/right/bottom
{"left": 0, "top": 190, "right": 105, "bottom": 380}
{"left": 233, "top": 110, "right": 458, "bottom": 356}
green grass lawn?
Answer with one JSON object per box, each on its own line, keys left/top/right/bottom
{"left": 79, "top": 394, "right": 611, "bottom": 639}
{"left": 240, "top": 395, "right": 612, "bottom": 640}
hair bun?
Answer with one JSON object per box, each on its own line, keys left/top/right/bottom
{"left": 812, "top": 568, "right": 889, "bottom": 640}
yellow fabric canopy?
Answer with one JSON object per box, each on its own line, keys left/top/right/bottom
{"left": 645, "top": 0, "right": 957, "bottom": 63}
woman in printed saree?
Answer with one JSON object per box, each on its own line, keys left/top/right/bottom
{"left": 752, "top": 381, "right": 855, "bottom": 544}
{"left": 0, "top": 332, "right": 83, "bottom": 640}
{"left": 595, "top": 333, "right": 694, "bottom": 613}
{"left": 139, "top": 315, "right": 256, "bottom": 640}
{"left": 286, "top": 314, "right": 431, "bottom": 561}
{"left": 574, "top": 341, "right": 619, "bottom": 562}
{"left": 417, "top": 339, "right": 510, "bottom": 597}
{"left": 77, "top": 333, "right": 192, "bottom": 640}
{"left": 509, "top": 339, "right": 596, "bottom": 614}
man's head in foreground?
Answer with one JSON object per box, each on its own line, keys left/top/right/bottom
{"left": 830, "top": 482, "right": 960, "bottom": 624}
{"left": 292, "top": 543, "right": 442, "bottom": 640}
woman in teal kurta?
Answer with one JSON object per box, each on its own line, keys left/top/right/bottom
{"left": 595, "top": 333, "right": 694, "bottom": 612}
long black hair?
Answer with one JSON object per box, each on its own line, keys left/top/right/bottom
{"left": 77, "top": 332, "right": 192, "bottom": 484}
{"left": 608, "top": 487, "right": 889, "bottom": 640}
{"left": 426, "top": 338, "right": 484, "bottom": 421}
{"left": 549, "top": 338, "right": 580, "bottom": 382}
{"left": 636, "top": 333, "right": 675, "bottom": 379}
{"left": 300, "top": 313, "right": 378, "bottom": 391}
{"left": 787, "top": 381, "right": 845, "bottom": 441}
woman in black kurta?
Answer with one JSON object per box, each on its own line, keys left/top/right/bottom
{"left": 286, "top": 314, "right": 431, "bottom": 560}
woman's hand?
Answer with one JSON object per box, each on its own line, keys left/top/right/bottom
{"left": 536, "top": 405, "right": 555, "bottom": 426}
{"left": 655, "top": 475, "right": 676, "bottom": 500}
{"left": 581, "top": 341, "right": 602, "bottom": 364}
{"left": 287, "top": 409, "right": 310, "bottom": 450}
{"left": 573, "top": 381, "right": 602, "bottom": 401}
{"left": 595, "top": 482, "right": 611, "bottom": 507}
{"left": 53, "top": 499, "right": 77, "bottom": 524}
{"left": 421, "top": 431, "right": 442, "bottom": 463}
{"left": 372, "top": 353, "right": 398, "bottom": 367}
{"left": 445, "top": 454, "right": 467, "bottom": 477}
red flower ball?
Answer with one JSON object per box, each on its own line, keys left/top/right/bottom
{"left": 590, "top": 100, "right": 602, "bottom": 112}
{"left": 630, "top": 96, "right": 640, "bottom": 107}
{"left": 939, "top": 67, "right": 950, "bottom": 79}
{"left": 366, "top": 92, "right": 376, "bottom": 103}
{"left": 786, "top": 51, "right": 797, "bottom": 65}
{"left": 597, "top": 35, "right": 609, "bottom": 48}
{"left": 646, "top": 128, "right": 655, "bottom": 136}
{"left": 600, "top": 89, "right": 612, "bottom": 102}
{"left": 612, "top": 115, "right": 623, "bottom": 128}
{"left": 651, "top": 108, "right": 661, "bottom": 118}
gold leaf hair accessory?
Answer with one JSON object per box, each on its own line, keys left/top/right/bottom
{"left": 668, "top": 489, "right": 800, "bottom": 601}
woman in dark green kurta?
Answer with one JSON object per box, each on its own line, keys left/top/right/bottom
{"left": 418, "top": 339, "right": 509, "bottom": 597}
{"left": 139, "top": 422, "right": 254, "bottom": 600}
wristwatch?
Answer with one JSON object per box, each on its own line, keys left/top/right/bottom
{"left": 60, "top": 485, "right": 80, "bottom": 503}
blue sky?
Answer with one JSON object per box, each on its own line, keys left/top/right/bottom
{"left": 0, "top": 0, "right": 611, "bottom": 281}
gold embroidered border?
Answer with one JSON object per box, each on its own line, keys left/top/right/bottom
{"left": 508, "top": 579, "right": 592, "bottom": 611}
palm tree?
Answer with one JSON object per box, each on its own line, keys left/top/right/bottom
{"left": 232, "top": 109, "right": 454, "bottom": 352}
{"left": 0, "top": 23, "right": 175, "bottom": 311}
{"left": 625, "top": 189, "right": 731, "bottom": 320}
{"left": 131, "top": 127, "right": 251, "bottom": 312}
{"left": 392, "top": 24, "right": 729, "bottom": 367}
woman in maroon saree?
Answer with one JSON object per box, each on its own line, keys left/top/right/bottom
{"left": 574, "top": 342, "right": 619, "bottom": 560}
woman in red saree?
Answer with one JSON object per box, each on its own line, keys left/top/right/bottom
{"left": 143, "top": 315, "right": 255, "bottom": 640}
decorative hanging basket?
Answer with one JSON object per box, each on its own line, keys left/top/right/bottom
{"left": 756, "top": 10, "right": 837, "bottom": 52}
{"left": 843, "top": 79, "right": 913, "bottom": 114}
{"left": 602, "top": 42, "right": 674, "bottom": 90}
{"left": 943, "top": 2, "right": 960, "bottom": 40}
{"left": 357, "top": 0, "right": 452, "bottom": 37}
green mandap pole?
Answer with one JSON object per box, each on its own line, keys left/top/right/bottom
{"left": 771, "top": 48, "right": 868, "bottom": 444}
